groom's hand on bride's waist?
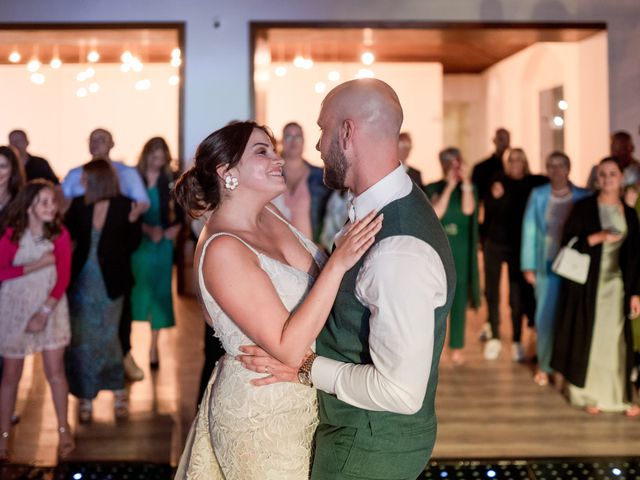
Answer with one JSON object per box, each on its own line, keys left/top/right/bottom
{"left": 237, "top": 345, "right": 308, "bottom": 386}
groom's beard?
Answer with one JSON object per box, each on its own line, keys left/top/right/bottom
{"left": 323, "top": 137, "right": 350, "bottom": 190}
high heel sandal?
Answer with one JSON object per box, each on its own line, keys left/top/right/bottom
{"left": 57, "top": 426, "right": 75, "bottom": 459}
{"left": 78, "top": 399, "right": 93, "bottom": 424}
{"left": 114, "top": 390, "right": 129, "bottom": 420}
{"left": 0, "top": 431, "right": 9, "bottom": 463}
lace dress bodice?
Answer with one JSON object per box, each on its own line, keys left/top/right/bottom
{"left": 176, "top": 207, "right": 326, "bottom": 480}
{"left": 198, "top": 224, "right": 326, "bottom": 357}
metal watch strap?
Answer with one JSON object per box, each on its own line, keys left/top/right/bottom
{"left": 298, "top": 352, "right": 318, "bottom": 387}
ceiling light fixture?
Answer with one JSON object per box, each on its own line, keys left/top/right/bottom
{"left": 27, "top": 59, "right": 41, "bottom": 73}
{"left": 30, "top": 72, "right": 45, "bottom": 85}
{"left": 87, "top": 50, "right": 100, "bottom": 63}
{"left": 328, "top": 70, "right": 341, "bottom": 82}
{"left": 9, "top": 51, "right": 21, "bottom": 63}
{"left": 361, "top": 51, "right": 375, "bottom": 66}
{"left": 355, "top": 68, "right": 374, "bottom": 79}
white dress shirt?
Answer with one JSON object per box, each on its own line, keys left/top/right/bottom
{"left": 311, "top": 165, "right": 447, "bottom": 415}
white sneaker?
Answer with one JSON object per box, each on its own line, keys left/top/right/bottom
{"left": 484, "top": 339, "right": 502, "bottom": 360}
{"left": 123, "top": 352, "right": 145, "bottom": 382}
{"left": 511, "top": 342, "right": 525, "bottom": 363}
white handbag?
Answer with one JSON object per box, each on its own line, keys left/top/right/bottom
{"left": 552, "top": 236, "right": 591, "bottom": 284}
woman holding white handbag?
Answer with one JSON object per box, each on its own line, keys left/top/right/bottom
{"left": 551, "top": 157, "right": 640, "bottom": 415}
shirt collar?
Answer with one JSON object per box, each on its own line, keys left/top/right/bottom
{"left": 347, "top": 164, "right": 413, "bottom": 222}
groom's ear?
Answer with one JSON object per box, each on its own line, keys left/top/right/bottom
{"left": 341, "top": 119, "right": 355, "bottom": 150}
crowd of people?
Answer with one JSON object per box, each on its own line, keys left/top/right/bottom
{"left": 1, "top": 96, "right": 639, "bottom": 467}
{"left": 0, "top": 128, "right": 182, "bottom": 461}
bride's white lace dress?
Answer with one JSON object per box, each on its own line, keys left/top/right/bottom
{"left": 175, "top": 213, "right": 325, "bottom": 479}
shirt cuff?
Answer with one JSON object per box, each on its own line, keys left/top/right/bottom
{"left": 310, "top": 355, "right": 342, "bottom": 394}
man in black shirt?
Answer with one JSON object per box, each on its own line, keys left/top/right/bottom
{"left": 8, "top": 129, "right": 59, "bottom": 184}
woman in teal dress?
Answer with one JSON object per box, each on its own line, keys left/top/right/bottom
{"left": 131, "top": 138, "right": 182, "bottom": 369}
{"left": 424, "top": 147, "right": 480, "bottom": 365}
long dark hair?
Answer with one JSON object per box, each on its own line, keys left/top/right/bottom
{"left": 137, "top": 136, "right": 173, "bottom": 181}
{"left": 83, "top": 158, "right": 121, "bottom": 205}
{"left": 0, "top": 145, "right": 25, "bottom": 201}
{"left": 174, "top": 121, "right": 275, "bottom": 218}
{"left": 0, "top": 179, "right": 62, "bottom": 243}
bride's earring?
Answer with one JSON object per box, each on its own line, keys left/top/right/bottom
{"left": 224, "top": 174, "right": 239, "bottom": 191}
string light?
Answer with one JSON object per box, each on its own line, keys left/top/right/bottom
{"left": 87, "top": 50, "right": 100, "bottom": 62}
{"left": 9, "top": 51, "right": 21, "bottom": 63}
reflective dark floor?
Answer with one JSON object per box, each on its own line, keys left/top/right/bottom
{"left": 2, "top": 458, "right": 639, "bottom": 480}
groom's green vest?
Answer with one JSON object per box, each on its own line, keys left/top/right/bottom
{"left": 315, "top": 185, "right": 455, "bottom": 471}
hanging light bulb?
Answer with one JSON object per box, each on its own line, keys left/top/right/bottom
{"left": 168, "top": 75, "right": 180, "bottom": 86}
{"left": 87, "top": 50, "right": 100, "bottom": 63}
{"left": 131, "top": 57, "right": 143, "bottom": 72}
{"left": 88, "top": 82, "right": 100, "bottom": 93}
{"left": 121, "top": 50, "right": 133, "bottom": 63}
{"left": 170, "top": 57, "right": 181, "bottom": 68}
{"left": 84, "top": 67, "right": 95, "bottom": 79}
{"left": 50, "top": 57, "right": 62, "bottom": 69}
{"left": 275, "top": 66, "right": 287, "bottom": 77}
{"left": 76, "top": 71, "right": 87, "bottom": 82}
{"left": 361, "top": 51, "right": 375, "bottom": 66}
{"left": 30, "top": 72, "right": 46, "bottom": 85}
{"left": 9, "top": 51, "right": 21, "bottom": 63}
{"left": 27, "top": 59, "right": 41, "bottom": 73}
{"left": 355, "top": 68, "right": 374, "bottom": 79}
{"left": 314, "top": 81, "right": 327, "bottom": 94}
{"left": 328, "top": 70, "right": 341, "bottom": 82}
{"left": 76, "top": 87, "right": 88, "bottom": 97}
{"left": 120, "top": 63, "right": 131, "bottom": 73}
{"left": 293, "top": 55, "right": 305, "bottom": 68}
{"left": 558, "top": 100, "right": 568, "bottom": 111}
{"left": 171, "top": 48, "right": 181, "bottom": 59}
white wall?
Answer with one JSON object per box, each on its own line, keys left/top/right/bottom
{"left": 0, "top": 0, "right": 638, "bottom": 163}
{"left": 262, "top": 62, "right": 443, "bottom": 181}
{"left": 442, "top": 32, "right": 609, "bottom": 184}
{"left": 0, "top": 63, "right": 179, "bottom": 178}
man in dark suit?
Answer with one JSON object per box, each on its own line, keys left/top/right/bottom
{"left": 398, "top": 132, "right": 423, "bottom": 187}
{"left": 9, "top": 129, "right": 59, "bottom": 184}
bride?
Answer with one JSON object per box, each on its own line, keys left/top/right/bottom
{"left": 173, "top": 121, "right": 381, "bottom": 479}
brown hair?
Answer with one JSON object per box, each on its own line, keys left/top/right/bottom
{"left": 0, "top": 179, "right": 62, "bottom": 243}
{"left": 174, "top": 121, "right": 275, "bottom": 218}
{"left": 137, "top": 136, "right": 173, "bottom": 180}
{"left": 83, "top": 158, "right": 120, "bottom": 205}
{"left": 0, "top": 145, "right": 25, "bottom": 201}
{"left": 599, "top": 156, "right": 623, "bottom": 172}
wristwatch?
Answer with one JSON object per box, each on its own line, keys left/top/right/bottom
{"left": 297, "top": 353, "right": 318, "bottom": 387}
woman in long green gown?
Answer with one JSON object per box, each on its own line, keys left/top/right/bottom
{"left": 131, "top": 138, "right": 182, "bottom": 369}
{"left": 424, "top": 147, "right": 480, "bottom": 365}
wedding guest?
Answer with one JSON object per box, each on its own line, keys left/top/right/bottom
{"left": 62, "top": 128, "right": 149, "bottom": 382}
{"left": 0, "top": 146, "right": 25, "bottom": 222}
{"left": 8, "top": 130, "right": 59, "bottom": 184}
{"left": 552, "top": 157, "right": 640, "bottom": 415}
{"left": 424, "top": 147, "right": 480, "bottom": 365}
{"left": 521, "top": 152, "right": 589, "bottom": 386}
{"left": 64, "top": 159, "right": 141, "bottom": 423}
{"left": 271, "top": 122, "right": 331, "bottom": 243}
{"left": 0, "top": 180, "right": 73, "bottom": 461}
{"left": 398, "top": 132, "right": 423, "bottom": 187}
{"left": 483, "top": 148, "right": 547, "bottom": 361}
{"left": 131, "top": 137, "right": 181, "bottom": 369}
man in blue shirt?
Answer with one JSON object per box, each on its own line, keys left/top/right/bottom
{"left": 62, "top": 128, "right": 150, "bottom": 383}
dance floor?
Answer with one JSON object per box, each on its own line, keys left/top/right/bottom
{"left": 5, "top": 267, "right": 640, "bottom": 476}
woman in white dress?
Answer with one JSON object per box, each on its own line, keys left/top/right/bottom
{"left": 173, "top": 121, "right": 381, "bottom": 479}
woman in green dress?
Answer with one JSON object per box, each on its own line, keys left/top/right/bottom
{"left": 424, "top": 147, "right": 480, "bottom": 365}
{"left": 131, "top": 138, "right": 182, "bottom": 369}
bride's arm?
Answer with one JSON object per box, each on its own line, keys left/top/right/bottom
{"left": 203, "top": 212, "right": 381, "bottom": 368}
